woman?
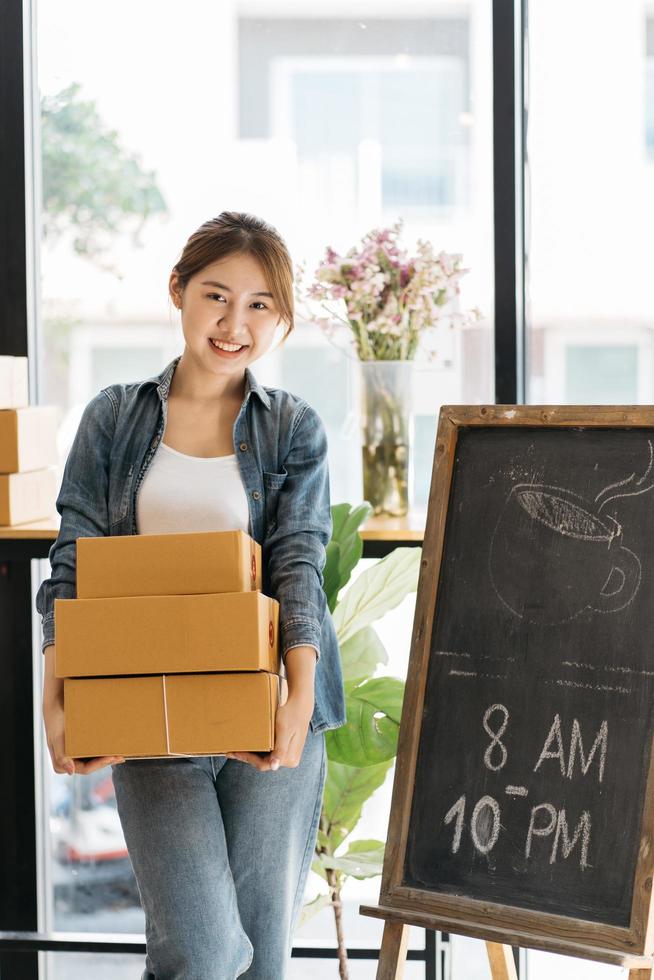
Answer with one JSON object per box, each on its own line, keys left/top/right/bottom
{"left": 37, "top": 211, "right": 346, "bottom": 979}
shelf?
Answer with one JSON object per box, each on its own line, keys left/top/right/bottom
{"left": 0, "top": 515, "right": 60, "bottom": 539}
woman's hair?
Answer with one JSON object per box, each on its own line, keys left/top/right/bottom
{"left": 171, "top": 211, "right": 295, "bottom": 341}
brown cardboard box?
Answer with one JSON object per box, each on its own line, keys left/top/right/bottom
{"left": 76, "top": 529, "right": 261, "bottom": 599}
{"left": 0, "top": 406, "right": 59, "bottom": 473}
{"left": 64, "top": 671, "right": 281, "bottom": 758}
{"left": 55, "top": 591, "right": 279, "bottom": 678}
{"left": 0, "top": 356, "right": 28, "bottom": 409}
{"left": 0, "top": 467, "right": 58, "bottom": 525}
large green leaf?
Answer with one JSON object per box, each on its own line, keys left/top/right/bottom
{"left": 332, "top": 546, "right": 421, "bottom": 645}
{"left": 323, "top": 502, "right": 373, "bottom": 611}
{"left": 316, "top": 504, "right": 417, "bottom": 894}
{"left": 321, "top": 758, "right": 392, "bottom": 851}
{"left": 331, "top": 500, "right": 373, "bottom": 544}
{"left": 327, "top": 677, "right": 405, "bottom": 767}
{"left": 340, "top": 626, "right": 388, "bottom": 685}
{"left": 318, "top": 839, "right": 386, "bottom": 880}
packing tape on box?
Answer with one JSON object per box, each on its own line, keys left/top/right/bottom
{"left": 161, "top": 675, "right": 193, "bottom": 757}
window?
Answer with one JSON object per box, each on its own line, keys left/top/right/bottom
{"left": 527, "top": 4, "right": 654, "bottom": 409}
{"left": 30, "top": 2, "right": 493, "bottom": 975}
{"left": 276, "top": 58, "right": 468, "bottom": 214}
{"left": 565, "top": 345, "right": 639, "bottom": 403}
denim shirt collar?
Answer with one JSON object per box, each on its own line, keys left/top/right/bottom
{"left": 136, "top": 355, "right": 272, "bottom": 410}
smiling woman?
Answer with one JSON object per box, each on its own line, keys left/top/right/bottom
{"left": 36, "top": 209, "right": 347, "bottom": 980}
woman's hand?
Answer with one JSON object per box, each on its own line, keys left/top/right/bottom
{"left": 42, "top": 644, "right": 125, "bottom": 776}
{"left": 224, "top": 645, "right": 317, "bottom": 771}
{"left": 43, "top": 696, "right": 125, "bottom": 776}
{"left": 224, "top": 689, "right": 314, "bottom": 771}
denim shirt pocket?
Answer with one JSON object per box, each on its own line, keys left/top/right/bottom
{"left": 262, "top": 469, "right": 288, "bottom": 533}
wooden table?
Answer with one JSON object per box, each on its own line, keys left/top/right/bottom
{"left": 0, "top": 516, "right": 61, "bottom": 539}
{"left": 359, "top": 511, "right": 425, "bottom": 557}
{"left": 0, "top": 515, "right": 61, "bottom": 561}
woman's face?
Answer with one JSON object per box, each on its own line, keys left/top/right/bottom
{"left": 170, "top": 251, "right": 284, "bottom": 378}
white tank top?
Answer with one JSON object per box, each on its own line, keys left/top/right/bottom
{"left": 136, "top": 439, "right": 250, "bottom": 535}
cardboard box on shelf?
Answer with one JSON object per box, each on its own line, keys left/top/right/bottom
{"left": 0, "top": 356, "right": 28, "bottom": 409}
{"left": 55, "top": 591, "right": 280, "bottom": 678}
{"left": 0, "top": 405, "right": 59, "bottom": 473}
{"left": 76, "top": 529, "right": 261, "bottom": 599}
{"left": 0, "top": 467, "right": 58, "bottom": 526}
{"left": 64, "top": 670, "right": 281, "bottom": 758}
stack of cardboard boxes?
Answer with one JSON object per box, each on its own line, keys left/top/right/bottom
{"left": 0, "top": 356, "right": 59, "bottom": 525}
{"left": 55, "top": 529, "right": 283, "bottom": 759}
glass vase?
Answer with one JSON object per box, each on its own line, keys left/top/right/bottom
{"left": 359, "top": 359, "right": 414, "bottom": 518}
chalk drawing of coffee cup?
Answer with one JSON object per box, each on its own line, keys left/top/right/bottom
{"left": 488, "top": 484, "right": 642, "bottom": 625}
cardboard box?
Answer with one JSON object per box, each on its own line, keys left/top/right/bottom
{"left": 55, "top": 591, "right": 280, "bottom": 678}
{"left": 0, "top": 467, "right": 58, "bottom": 525}
{"left": 64, "top": 671, "right": 281, "bottom": 758}
{"left": 0, "top": 356, "right": 28, "bottom": 409}
{"left": 76, "top": 529, "right": 261, "bottom": 599}
{"left": 0, "top": 406, "right": 59, "bottom": 473}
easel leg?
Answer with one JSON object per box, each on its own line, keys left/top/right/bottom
{"left": 376, "top": 920, "right": 410, "bottom": 980}
{"left": 486, "top": 942, "right": 518, "bottom": 980}
{"left": 628, "top": 971, "right": 653, "bottom": 980}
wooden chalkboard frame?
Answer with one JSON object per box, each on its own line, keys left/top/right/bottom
{"left": 361, "top": 405, "right": 654, "bottom": 969}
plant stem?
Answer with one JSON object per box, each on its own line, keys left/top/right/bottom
{"left": 326, "top": 868, "right": 349, "bottom": 980}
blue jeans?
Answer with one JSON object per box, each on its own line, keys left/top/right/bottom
{"left": 111, "top": 727, "right": 326, "bottom": 979}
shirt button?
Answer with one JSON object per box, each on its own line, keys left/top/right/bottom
{"left": 252, "top": 491, "right": 261, "bottom": 501}
{"left": 239, "top": 442, "right": 248, "bottom": 452}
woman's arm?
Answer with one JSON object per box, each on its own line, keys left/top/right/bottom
{"left": 42, "top": 643, "right": 124, "bottom": 775}
{"left": 269, "top": 644, "right": 317, "bottom": 768}
{"left": 228, "top": 402, "right": 331, "bottom": 771}
{"left": 264, "top": 402, "right": 332, "bottom": 663}
{"left": 35, "top": 389, "right": 116, "bottom": 653}
{"left": 225, "top": 644, "right": 316, "bottom": 771}
{"left": 37, "top": 390, "right": 124, "bottom": 776}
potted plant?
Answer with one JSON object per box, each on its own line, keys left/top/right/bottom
{"left": 302, "top": 502, "right": 422, "bottom": 978}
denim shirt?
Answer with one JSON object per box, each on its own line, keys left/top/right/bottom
{"left": 35, "top": 355, "right": 346, "bottom": 734}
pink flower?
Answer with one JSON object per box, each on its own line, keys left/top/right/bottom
{"left": 300, "top": 220, "right": 478, "bottom": 359}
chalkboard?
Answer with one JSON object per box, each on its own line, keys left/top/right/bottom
{"left": 361, "top": 407, "right": 654, "bottom": 968}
